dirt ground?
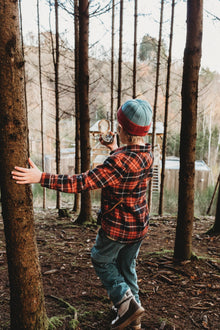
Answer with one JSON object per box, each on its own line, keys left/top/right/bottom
{"left": 0, "top": 209, "right": 219, "bottom": 330}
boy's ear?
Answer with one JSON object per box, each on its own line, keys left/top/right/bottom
{"left": 117, "top": 123, "right": 122, "bottom": 133}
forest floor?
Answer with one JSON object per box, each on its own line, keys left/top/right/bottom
{"left": 0, "top": 208, "right": 220, "bottom": 330}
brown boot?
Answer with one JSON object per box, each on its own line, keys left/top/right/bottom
{"left": 111, "top": 297, "right": 145, "bottom": 330}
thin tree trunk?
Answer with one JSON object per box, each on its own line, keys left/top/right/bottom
{"left": 159, "top": 0, "right": 175, "bottom": 216}
{"left": 117, "top": 0, "right": 123, "bottom": 110}
{"left": 132, "top": 0, "right": 138, "bottom": 99}
{"left": 0, "top": 2, "right": 48, "bottom": 328}
{"left": 19, "top": 0, "right": 29, "bottom": 157}
{"left": 213, "top": 181, "right": 220, "bottom": 232}
{"left": 207, "top": 106, "right": 212, "bottom": 166}
{"left": 213, "top": 131, "right": 220, "bottom": 168}
{"left": 148, "top": 0, "right": 164, "bottom": 211}
{"left": 110, "top": 0, "right": 115, "bottom": 131}
{"left": 174, "top": 0, "right": 203, "bottom": 261}
{"left": 206, "top": 173, "right": 220, "bottom": 213}
{"left": 73, "top": 0, "right": 80, "bottom": 212}
{"left": 206, "top": 174, "right": 220, "bottom": 234}
{"left": 37, "top": 0, "right": 46, "bottom": 209}
{"left": 76, "top": 0, "right": 92, "bottom": 224}
{"left": 55, "top": 0, "right": 61, "bottom": 210}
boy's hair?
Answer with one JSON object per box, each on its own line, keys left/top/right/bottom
{"left": 124, "top": 131, "right": 145, "bottom": 144}
{"left": 117, "top": 99, "right": 152, "bottom": 136}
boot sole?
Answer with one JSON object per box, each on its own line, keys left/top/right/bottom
{"left": 111, "top": 306, "right": 145, "bottom": 330}
{"left": 131, "top": 325, "right": 141, "bottom": 330}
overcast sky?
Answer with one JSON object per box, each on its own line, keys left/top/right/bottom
{"left": 20, "top": 0, "right": 220, "bottom": 74}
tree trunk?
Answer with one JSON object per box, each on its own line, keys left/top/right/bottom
{"left": 0, "top": 1, "right": 48, "bottom": 329}
{"left": 213, "top": 183, "right": 220, "bottom": 232}
{"left": 18, "top": 0, "right": 29, "bottom": 156}
{"left": 207, "top": 106, "right": 212, "bottom": 166}
{"left": 159, "top": 0, "right": 175, "bottom": 216}
{"left": 76, "top": 0, "right": 92, "bottom": 224}
{"left": 148, "top": 0, "right": 164, "bottom": 210}
{"left": 110, "top": 0, "right": 115, "bottom": 131}
{"left": 213, "top": 131, "right": 220, "bottom": 170}
{"left": 55, "top": 0, "right": 61, "bottom": 210}
{"left": 132, "top": 0, "right": 138, "bottom": 99}
{"left": 206, "top": 174, "right": 220, "bottom": 234}
{"left": 37, "top": 0, "right": 46, "bottom": 209}
{"left": 73, "top": 0, "right": 80, "bottom": 212}
{"left": 117, "top": 0, "right": 123, "bottom": 110}
{"left": 174, "top": 0, "right": 203, "bottom": 261}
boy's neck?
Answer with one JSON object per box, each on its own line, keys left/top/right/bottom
{"left": 127, "top": 137, "right": 145, "bottom": 146}
{"left": 127, "top": 142, "right": 145, "bottom": 146}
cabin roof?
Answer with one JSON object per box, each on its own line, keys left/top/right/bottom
{"left": 165, "top": 157, "right": 210, "bottom": 171}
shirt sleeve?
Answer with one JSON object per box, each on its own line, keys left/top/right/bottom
{"left": 40, "top": 155, "right": 124, "bottom": 193}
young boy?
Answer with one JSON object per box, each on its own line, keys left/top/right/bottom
{"left": 12, "top": 99, "right": 153, "bottom": 330}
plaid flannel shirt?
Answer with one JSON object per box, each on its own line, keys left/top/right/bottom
{"left": 41, "top": 144, "right": 153, "bottom": 243}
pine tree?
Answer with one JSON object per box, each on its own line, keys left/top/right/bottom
{"left": 0, "top": 1, "right": 48, "bottom": 328}
{"left": 174, "top": 0, "right": 203, "bottom": 260}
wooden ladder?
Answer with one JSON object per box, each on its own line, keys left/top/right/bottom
{"left": 152, "top": 165, "right": 160, "bottom": 193}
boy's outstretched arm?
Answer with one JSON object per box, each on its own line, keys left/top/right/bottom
{"left": 12, "top": 158, "right": 42, "bottom": 185}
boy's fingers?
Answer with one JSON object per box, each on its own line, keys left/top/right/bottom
{"left": 14, "top": 176, "right": 25, "bottom": 180}
{"left": 28, "top": 158, "right": 35, "bottom": 168}
{"left": 13, "top": 175, "right": 27, "bottom": 181}
{"left": 12, "top": 171, "right": 24, "bottom": 177}
{"left": 14, "top": 166, "right": 29, "bottom": 173}
{"left": 12, "top": 172, "right": 28, "bottom": 179}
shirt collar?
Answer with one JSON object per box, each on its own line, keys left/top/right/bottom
{"left": 111, "top": 143, "right": 152, "bottom": 154}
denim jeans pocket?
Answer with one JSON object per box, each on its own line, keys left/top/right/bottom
{"left": 91, "top": 229, "right": 121, "bottom": 263}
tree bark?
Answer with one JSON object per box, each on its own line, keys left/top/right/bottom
{"left": 76, "top": 0, "right": 92, "bottom": 224}
{"left": 117, "top": 0, "right": 123, "bottom": 110}
{"left": 0, "top": 1, "right": 48, "bottom": 328}
{"left": 132, "top": 0, "right": 138, "bottom": 99}
{"left": 55, "top": 0, "right": 61, "bottom": 210}
{"left": 159, "top": 0, "right": 175, "bottom": 216}
{"left": 110, "top": 0, "right": 115, "bottom": 131}
{"left": 18, "top": 0, "right": 29, "bottom": 156}
{"left": 73, "top": 0, "right": 80, "bottom": 212}
{"left": 37, "top": 0, "right": 46, "bottom": 209}
{"left": 213, "top": 183, "right": 220, "bottom": 232}
{"left": 148, "top": 0, "right": 164, "bottom": 210}
{"left": 174, "top": 0, "right": 203, "bottom": 261}
{"left": 206, "top": 174, "right": 220, "bottom": 234}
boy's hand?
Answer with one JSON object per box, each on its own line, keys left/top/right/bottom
{"left": 11, "top": 158, "right": 42, "bottom": 184}
{"left": 99, "top": 132, "right": 118, "bottom": 151}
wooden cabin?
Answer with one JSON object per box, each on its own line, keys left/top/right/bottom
{"left": 44, "top": 120, "right": 211, "bottom": 193}
{"left": 164, "top": 157, "right": 211, "bottom": 193}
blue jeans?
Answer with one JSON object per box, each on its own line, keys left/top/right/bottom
{"left": 91, "top": 228, "right": 142, "bottom": 306}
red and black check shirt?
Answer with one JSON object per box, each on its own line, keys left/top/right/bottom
{"left": 41, "top": 144, "right": 153, "bottom": 243}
